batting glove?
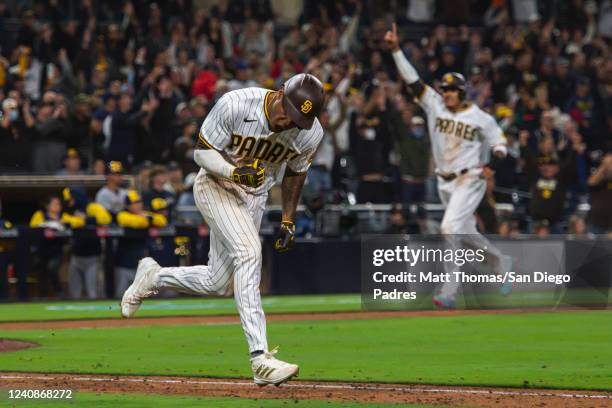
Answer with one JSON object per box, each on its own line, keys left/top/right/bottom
{"left": 274, "top": 220, "right": 295, "bottom": 253}
{"left": 231, "top": 160, "right": 265, "bottom": 188}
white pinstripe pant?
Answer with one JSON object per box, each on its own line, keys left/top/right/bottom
{"left": 156, "top": 170, "right": 268, "bottom": 353}
{"left": 437, "top": 170, "right": 503, "bottom": 299}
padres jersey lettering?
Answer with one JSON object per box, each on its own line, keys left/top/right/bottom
{"left": 417, "top": 85, "right": 506, "bottom": 173}
{"left": 434, "top": 118, "right": 478, "bottom": 141}
{"left": 222, "top": 133, "right": 302, "bottom": 164}
{"left": 198, "top": 88, "right": 323, "bottom": 194}
{"left": 151, "top": 87, "right": 323, "bottom": 355}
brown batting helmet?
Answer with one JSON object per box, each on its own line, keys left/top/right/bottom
{"left": 281, "top": 73, "right": 324, "bottom": 130}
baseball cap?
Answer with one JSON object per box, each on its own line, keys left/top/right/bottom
{"left": 125, "top": 190, "right": 142, "bottom": 205}
{"left": 106, "top": 161, "right": 124, "bottom": 174}
{"left": 64, "top": 148, "right": 80, "bottom": 160}
{"left": 281, "top": 73, "right": 324, "bottom": 130}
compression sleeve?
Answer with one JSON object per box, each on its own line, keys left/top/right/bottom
{"left": 392, "top": 49, "right": 420, "bottom": 84}
{"left": 194, "top": 148, "right": 235, "bottom": 179}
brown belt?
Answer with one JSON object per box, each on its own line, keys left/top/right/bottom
{"left": 437, "top": 168, "right": 469, "bottom": 181}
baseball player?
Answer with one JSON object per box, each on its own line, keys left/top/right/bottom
{"left": 385, "top": 24, "right": 513, "bottom": 307}
{"left": 121, "top": 73, "right": 325, "bottom": 386}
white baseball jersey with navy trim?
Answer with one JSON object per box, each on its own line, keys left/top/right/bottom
{"left": 154, "top": 87, "right": 323, "bottom": 354}
{"left": 417, "top": 85, "right": 506, "bottom": 174}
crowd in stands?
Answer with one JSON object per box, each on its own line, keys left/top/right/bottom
{"left": 0, "top": 0, "right": 609, "bottom": 244}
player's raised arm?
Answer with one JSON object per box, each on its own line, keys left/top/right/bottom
{"left": 384, "top": 23, "right": 425, "bottom": 96}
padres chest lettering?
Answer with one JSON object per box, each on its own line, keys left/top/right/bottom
{"left": 230, "top": 134, "right": 300, "bottom": 164}
{"left": 434, "top": 118, "right": 478, "bottom": 141}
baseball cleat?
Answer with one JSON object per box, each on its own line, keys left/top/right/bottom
{"left": 251, "top": 347, "right": 299, "bottom": 387}
{"left": 433, "top": 294, "right": 456, "bottom": 309}
{"left": 121, "top": 257, "right": 161, "bottom": 318}
{"left": 499, "top": 255, "right": 515, "bottom": 297}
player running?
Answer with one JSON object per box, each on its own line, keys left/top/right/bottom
{"left": 385, "top": 24, "right": 513, "bottom": 308}
{"left": 121, "top": 73, "right": 325, "bottom": 386}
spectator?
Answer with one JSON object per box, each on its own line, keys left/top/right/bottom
{"left": 56, "top": 148, "right": 85, "bottom": 176}
{"left": 32, "top": 92, "right": 68, "bottom": 173}
{"left": 133, "top": 160, "right": 153, "bottom": 195}
{"left": 65, "top": 94, "right": 94, "bottom": 168}
{"left": 29, "top": 194, "right": 82, "bottom": 298}
{"left": 62, "top": 187, "right": 111, "bottom": 299}
{"left": 586, "top": 153, "right": 612, "bottom": 234}
{"left": 228, "top": 62, "right": 258, "bottom": 91}
{"left": 568, "top": 214, "right": 591, "bottom": 237}
{"left": 522, "top": 146, "right": 576, "bottom": 231}
{"left": 106, "top": 92, "right": 156, "bottom": 168}
{"left": 533, "top": 110, "right": 561, "bottom": 146}
{"left": 143, "top": 165, "right": 176, "bottom": 220}
{"left": 565, "top": 77, "right": 604, "bottom": 145}
{"left": 164, "top": 162, "right": 185, "bottom": 197}
{"left": 396, "top": 114, "right": 430, "bottom": 216}
{"left": 173, "top": 120, "right": 199, "bottom": 175}
{"left": 548, "top": 58, "right": 572, "bottom": 108}
{"left": 513, "top": 88, "right": 540, "bottom": 132}
{"left": 176, "top": 172, "right": 201, "bottom": 225}
{"left": 533, "top": 219, "right": 551, "bottom": 237}
{"left": 144, "top": 76, "right": 180, "bottom": 163}
{"left": 115, "top": 190, "right": 166, "bottom": 297}
{"left": 0, "top": 97, "right": 34, "bottom": 173}
{"left": 147, "top": 197, "right": 179, "bottom": 268}
{"left": 385, "top": 204, "right": 412, "bottom": 234}
{"left": 0, "top": 0, "right": 605, "bottom": 245}
{"left": 92, "top": 158, "right": 106, "bottom": 176}
{"left": 304, "top": 110, "right": 336, "bottom": 200}
{"left": 95, "top": 161, "right": 127, "bottom": 216}
{"left": 350, "top": 87, "right": 395, "bottom": 203}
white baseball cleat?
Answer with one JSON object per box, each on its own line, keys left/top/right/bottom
{"left": 251, "top": 347, "right": 299, "bottom": 387}
{"left": 121, "top": 257, "right": 161, "bottom": 318}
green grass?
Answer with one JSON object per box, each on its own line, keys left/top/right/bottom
{"left": 1, "top": 288, "right": 607, "bottom": 322}
{"left": 0, "top": 294, "right": 361, "bottom": 322}
{"left": 0, "top": 392, "right": 437, "bottom": 407}
{"left": 1, "top": 311, "right": 611, "bottom": 390}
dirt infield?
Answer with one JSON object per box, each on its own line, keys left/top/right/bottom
{"left": 1, "top": 309, "right": 611, "bottom": 407}
{"left": 1, "top": 372, "right": 611, "bottom": 407}
{"left": 0, "top": 339, "right": 37, "bottom": 353}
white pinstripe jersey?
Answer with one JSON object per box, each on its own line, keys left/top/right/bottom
{"left": 199, "top": 87, "right": 324, "bottom": 194}
{"left": 417, "top": 85, "right": 506, "bottom": 173}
